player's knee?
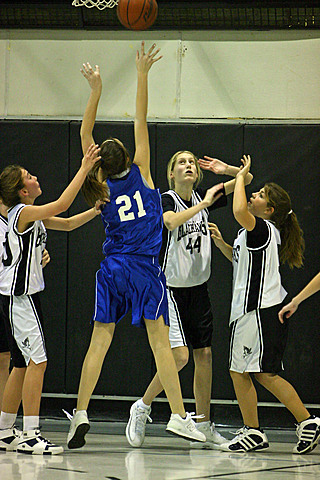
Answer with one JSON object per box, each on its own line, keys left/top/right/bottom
{"left": 194, "top": 347, "right": 212, "bottom": 366}
{"left": 174, "top": 350, "right": 189, "bottom": 370}
{"left": 254, "top": 372, "right": 276, "bottom": 386}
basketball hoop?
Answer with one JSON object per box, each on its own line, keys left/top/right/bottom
{"left": 72, "top": 0, "right": 118, "bottom": 10}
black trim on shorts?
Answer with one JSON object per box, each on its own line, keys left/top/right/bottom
{"left": 168, "top": 282, "right": 213, "bottom": 349}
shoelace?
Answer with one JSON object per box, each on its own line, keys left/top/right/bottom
{"left": 186, "top": 412, "right": 205, "bottom": 421}
{"left": 62, "top": 409, "right": 75, "bottom": 422}
{"left": 228, "top": 426, "right": 247, "bottom": 440}
{"left": 135, "top": 408, "right": 152, "bottom": 433}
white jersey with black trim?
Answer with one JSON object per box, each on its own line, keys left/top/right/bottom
{"left": 161, "top": 190, "right": 211, "bottom": 288}
{"left": 0, "top": 203, "right": 47, "bottom": 296}
{"left": 0, "top": 214, "right": 8, "bottom": 284}
{"left": 230, "top": 219, "right": 287, "bottom": 325}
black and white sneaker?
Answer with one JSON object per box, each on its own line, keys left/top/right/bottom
{"left": 17, "top": 429, "right": 63, "bottom": 455}
{"left": 293, "top": 416, "right": 320, "bottom": 454}
{"left": 0, "top": 426, "right": 21, "bottom": 451}
{"left": 219, "top": 426, "right": 269, "bottom": 452}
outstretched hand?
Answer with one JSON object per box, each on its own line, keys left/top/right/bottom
{"left": 81, "top": 143, "right": 101, "bottom": 173}
{"left": 236, "top": 154, "right": 251, "bottom": 179}
{"left": 208, "top": 222, "right": 225, "bottom": 246}
{"left": 94, "top": 198, "right": 109, "bottom": 215}
{"left": 81, "top": 63, "right": 102, "bottom": 91}
{"left": 203, "top": 182, "right": 224, "bottom": 208}
{"left": 198, "top": 156, "right": 228, "bottom": 175}
{"left": 136, "top": 41, "right": 162, "bottom": 74}
{"left": 278, "top": 300, "right": 298, "bottom": 323}
{"left": 41, "top": 249, "right": 50, "bottom": 268}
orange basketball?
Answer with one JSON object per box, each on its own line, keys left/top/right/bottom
{"left": 117, "top": 0, "right": 158, "bottom": 31}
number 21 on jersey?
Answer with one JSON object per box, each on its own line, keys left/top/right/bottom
{"left": 116, "top": 190, "right": 146, "bottom": 222}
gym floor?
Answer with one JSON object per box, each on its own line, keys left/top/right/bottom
{"left": 1, "top": 420, "right": 320, "bottom": 480}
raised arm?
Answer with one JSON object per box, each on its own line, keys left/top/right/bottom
{"left": 164, "top": 183, "right": 223, "bottom": 231}
{"left": 133, "top": 42, "right": 162, "bottom": 188}
{"left": 232, "top": 155, "right": 255, "bottom": 231}
{"left": 198, "top": 156, "right": 253, "bottom": 195}
{"left": 208, "top": 222, "right": 233, "bottom": 262}
{"left": 278, "top": 272, "right": 320, "bottom": 323}
{"left": 43, "top": 200, "right": 104, "bottom": 232}
{"left": 18, "top": 144, "right": 101, "bottom": 232}
{"left": 80, "top": 63, "right": 102, "bottom": 155}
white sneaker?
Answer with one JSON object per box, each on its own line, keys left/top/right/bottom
{"left": 293, "top": 416, "right": 320, "bottom": 454}
{"left": 0, "top": 426, "right": 21, "bottom": 451}
{"left": 126, "top": 400, "right": 152, "bottom": 447}
{"left": 190, "top": 422, "right": 227, "bottom": 449}
{"left": 166, "top": 413, "right": 206, "bottom": 442}
{"left": 219, "top": 426, "right": 269, "bottom": 452}
{"left": 17, "top": 429, "right": 63, "bottom": 455}
{"left": 65, "top": 409, "right": 90, "bottom": 449}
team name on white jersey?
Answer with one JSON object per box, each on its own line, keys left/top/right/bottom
{"left": 0, "top": 204, "right": 47, "bottom": 296}
{"left": 230, "top": 219, "right": 287, "bottom": 324}
{"left": 162, "top": 190, "right": 211, "bottom": 288}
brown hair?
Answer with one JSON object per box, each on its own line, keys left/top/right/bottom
{"left": 166, "top": 151, "right": 203, "bottom": 190}
{"left": 264, "top": 182, "right": 304, "bottom": 269}
{"left": 81, "top": 138, "right": 130, "bottom": 207}
{"left": 0, "top": 165, "right": 24, "bottom": 208}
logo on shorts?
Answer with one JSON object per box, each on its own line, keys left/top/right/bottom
{"left": 243, "top": 345, "right": 252, "bottom": 358}
{"left": 22, "top": 337, "right": 31, "bottom": 350}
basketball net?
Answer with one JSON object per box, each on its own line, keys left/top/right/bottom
{"left": 72, "top": 0, "right": 118, "bottom": 10}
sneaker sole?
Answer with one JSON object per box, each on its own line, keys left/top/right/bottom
{"left": 166, "top": 427, "right": 205, "bottom": 443}
{"left": 16, "top": 447, "right": 64, "bottom": 455}
{"left": 125, "top": 423, "right": 145, "bottom": 448}
{"left": 67, "top": 423, "right": 90, "bottom": 449}
{"left": 220, "top": 442, "right": 269, "bottom": 453}
{"left": 0, "top": 445, "right": 17, "bottom": 452}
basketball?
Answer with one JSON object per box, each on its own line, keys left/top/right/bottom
{"left": 117, "top": 0, "right": 158, "bottom": 31}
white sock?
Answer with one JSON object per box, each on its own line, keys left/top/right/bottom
{"left": 137, "top": 398, "right": 150, "bottom": 409}
{"left": 0, "top": 412, "right": 17, "bottom": 430}
{"left": 75, "top": 410, "right": 87, "bottom": 416}
{"left": 23, "top": 416, "right": 39, "bottom": 432}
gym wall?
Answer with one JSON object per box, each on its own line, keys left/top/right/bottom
{"left": 0, "top": 119, "right": 319, "bottom": 408}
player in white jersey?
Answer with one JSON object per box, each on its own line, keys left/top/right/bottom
{"left": 126, "top": 153, "right": 253, "bottom": 449}
{"left": 211, "top": 155, "right": 320, "bottom": 454}
{"left": 0, "top": 202, "right": 10, "bottom": 412}
{"left": 0, "top": 143, "right": 102, "bottom": 455}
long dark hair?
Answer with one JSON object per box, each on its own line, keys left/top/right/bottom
{"left": 81, "top": 138, "right": 130, "bottom": 207}
{"left": 264, "top": 182, "right": 304, "bottom": 269}
{"left": 0, "top": 165, "right": 24, "bottom": 208}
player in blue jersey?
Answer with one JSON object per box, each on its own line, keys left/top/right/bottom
{"left": 66, "top": 42, "right": 214, "bottom": 449}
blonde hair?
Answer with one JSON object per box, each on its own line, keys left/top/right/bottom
{"left": 264, "top": 182, "right": 304, "bottom": 269}
{"left": 166, "top": 151, "right": 203, "bottom": 190}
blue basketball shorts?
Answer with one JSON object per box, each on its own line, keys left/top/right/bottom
{"left": 93, "top": 254, "right": 169, "bottom": 328}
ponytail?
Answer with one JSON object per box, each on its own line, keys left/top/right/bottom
{"left": 81, "top": 138, "right": 129, "bottom": 207}
{"left": 264, "top": 182, "right": 304, "bottom": 269}
{"left": 81, "top": 160, "right": 109, "bottom": 207}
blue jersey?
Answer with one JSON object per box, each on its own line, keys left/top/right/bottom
{"left": 101, "top": 163, "right": 163, "bottom": 257}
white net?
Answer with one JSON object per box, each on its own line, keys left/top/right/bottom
{"left": 72, "top": 0, "right": 118, "bottom": 10}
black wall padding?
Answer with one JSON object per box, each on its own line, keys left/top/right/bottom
{"left": 0, "top": 120, "right": 69, "bottom": 392}
{"left": 0, "top": 120, "right": 319, "bottom": 405}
